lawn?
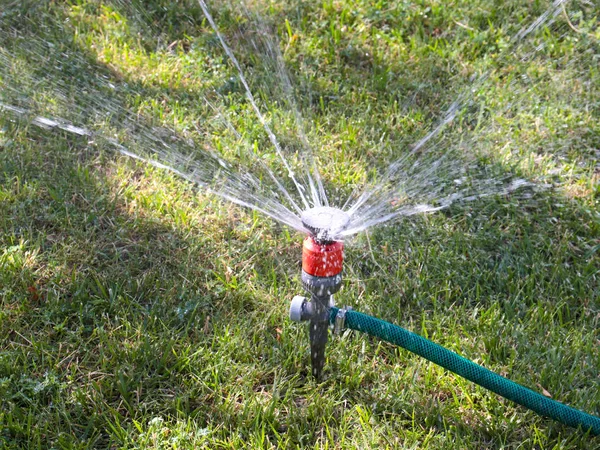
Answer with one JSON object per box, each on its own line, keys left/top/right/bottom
{"left": 1, "top": 0, "right": 599, "bottom": 448}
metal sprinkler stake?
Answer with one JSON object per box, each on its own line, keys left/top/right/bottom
{"left": 289, "top": 207, "right": 349, "bottom": 379}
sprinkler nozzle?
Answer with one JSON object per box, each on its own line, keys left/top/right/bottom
{"left": 301, "top": 207, "right": 350, "bottom": 243}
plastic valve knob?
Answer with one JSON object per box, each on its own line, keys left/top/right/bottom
{"left": 289, "top": 295, "right": 307, "bottom": 322}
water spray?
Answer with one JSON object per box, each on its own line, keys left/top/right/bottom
{"left": 289, "top": 207, "right": 349, "bottom": 379}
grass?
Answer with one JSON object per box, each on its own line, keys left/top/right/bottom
{"left": 1, "top": 0, "right": 599, "bottom": 448}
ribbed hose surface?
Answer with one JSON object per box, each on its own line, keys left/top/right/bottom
{"left": 330, "top": 307, "right": 600, "bottom": 435}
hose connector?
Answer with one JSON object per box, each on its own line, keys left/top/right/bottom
{"left": 334, "top": 306, "right": 352, "bottom": 335}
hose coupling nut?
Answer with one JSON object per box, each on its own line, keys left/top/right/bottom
{"left": 334, "top": 306, "right": 352, "bottom": 335}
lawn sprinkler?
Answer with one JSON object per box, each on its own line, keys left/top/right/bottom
{"left": 289, "top": 207, "right": 350, "bottom": 379}
{"left": 288, "top": 211, "right": 600, "bottom": 435}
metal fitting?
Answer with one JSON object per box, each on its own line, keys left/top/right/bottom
{"left": 334, "top": 306, "right": 352, "bottom": 335}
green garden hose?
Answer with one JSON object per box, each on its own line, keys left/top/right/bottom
{"left": 329, "top": 307, "right": 600, "bottom": 435}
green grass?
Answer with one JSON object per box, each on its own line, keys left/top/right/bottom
{"left": 1, "top": 0, "right": 599, "bottom": 448}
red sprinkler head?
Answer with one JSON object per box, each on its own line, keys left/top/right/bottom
{"left": 299, "top": 207, "right": 349, "bottom": 297}
{"left": 302, "top": 236, "right": 344, "bottom": 277}
{"left": 300, "top": 207, "right": 349, "bottom": 279}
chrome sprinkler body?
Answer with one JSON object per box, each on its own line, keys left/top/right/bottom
{"left": 289, "top": 207, "right": 349, "bottom": 379}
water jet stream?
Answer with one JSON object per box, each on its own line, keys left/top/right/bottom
{"left": 0, "top": 0, "right": 596, "bottom": 240}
